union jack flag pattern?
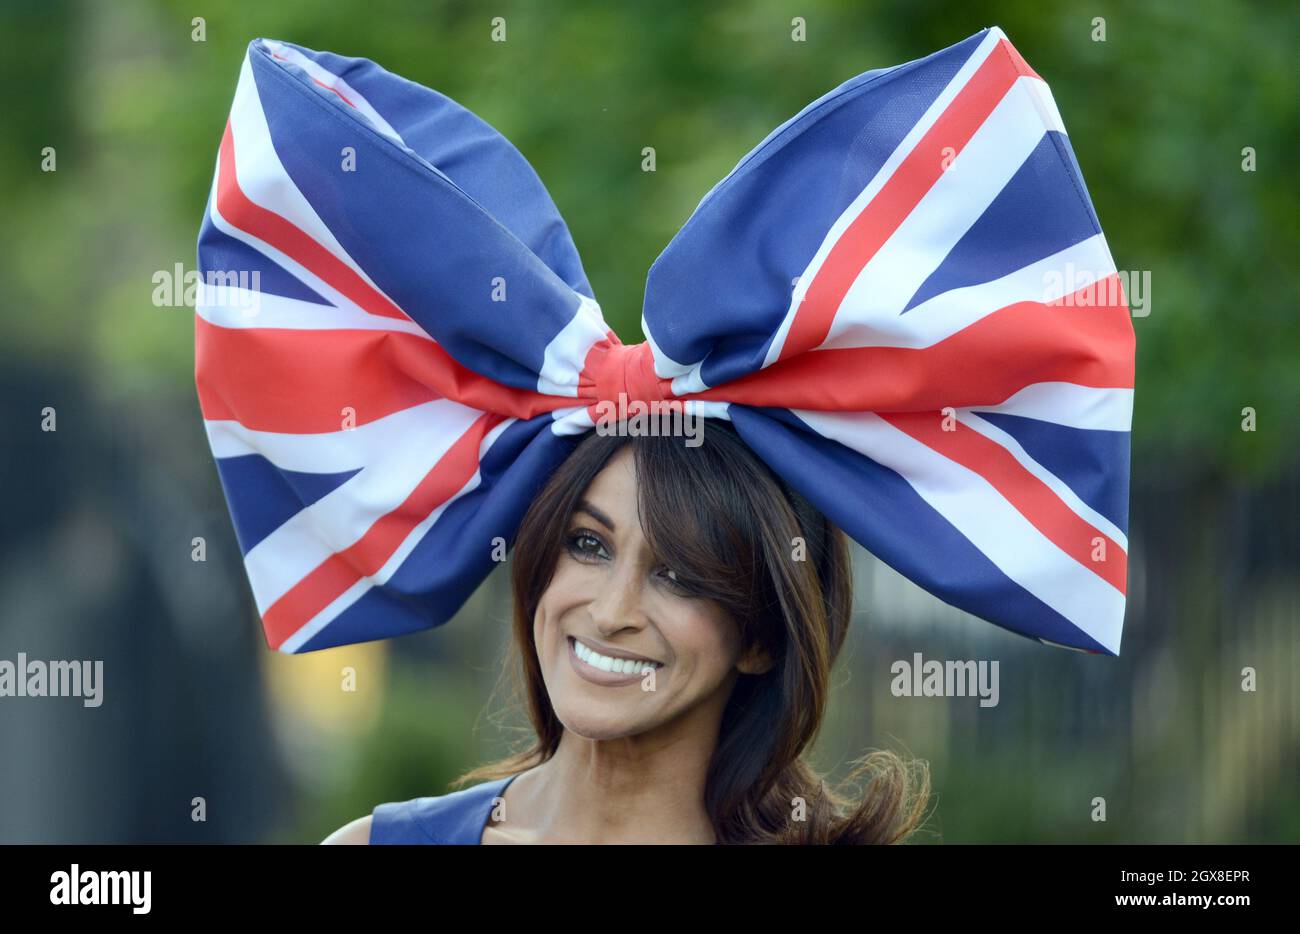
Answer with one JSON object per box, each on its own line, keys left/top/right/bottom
{"left": 195, "top": 28, "right": 1135, "bottom": 655}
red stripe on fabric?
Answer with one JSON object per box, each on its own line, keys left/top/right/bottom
{"left": 216, "top": 120, "right": 406, "bottom": 320}
{"left": 777, "top": 39, "right": 1025, "bottom": 361}
{"left": 312, "top": 77, "right": 356, "bottom": 107}
{"left": 270, "top": 51, "right": 358, "bottom": 106}
{"left": 996, "top": 38, "right": 1041, "bottom": 81}
{"left": 880, "top": 411, "right": 1127, "bottom": 593}
{"left": 195, "top": 317, "right": 569, "bottom": 432}
{"left": 262, "top": 411, "right": 504, "bottom": 650}
{"left": 692, "top": 279, "right": 1134, "bottom": 411}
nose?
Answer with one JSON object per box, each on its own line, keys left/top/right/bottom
{"left": 586, "top": 558, "right": 649, "bottom": 636}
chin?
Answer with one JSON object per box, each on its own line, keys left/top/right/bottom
{"left": 554, "top": 702, "right": 653, "bottom": 741}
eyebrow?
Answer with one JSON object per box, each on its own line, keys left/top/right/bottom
{"left": 573, "top": 500, "right": 615, "bottom": 531}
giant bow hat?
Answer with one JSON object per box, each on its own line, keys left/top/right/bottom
{"left": 195, "top": 28, "right": 1135, "bottom": 656}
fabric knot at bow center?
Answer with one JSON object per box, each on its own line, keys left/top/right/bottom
{"left": 583, "top": 339, "right": 675, "bottom": 410}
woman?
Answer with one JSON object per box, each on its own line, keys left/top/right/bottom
{"left": 324, "top": 420, "right": 930, "bottom": 844}
{"left": 197, "top": 31, "right": 1131, "bottom": 845}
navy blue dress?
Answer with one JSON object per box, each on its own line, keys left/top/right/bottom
{"left": 370, "top": 774, "right": 518, "bottom": 844}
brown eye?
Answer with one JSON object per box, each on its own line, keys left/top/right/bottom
{"left": 655, "top": 565, "right": 691, "bottom": 594}
{"left": 566, "top": 530, "right": 608, "bottom": 561}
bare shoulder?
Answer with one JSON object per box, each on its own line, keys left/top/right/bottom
{"left": 320, "top": 814, "right": 373, "bottom": 845}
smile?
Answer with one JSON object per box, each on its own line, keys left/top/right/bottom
{"left": 574, "top": 637, "right": 665, "bottom": 671}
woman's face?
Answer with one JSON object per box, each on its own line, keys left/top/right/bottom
{"left": 533, "top": 446, "right": 755, "bottom": 741}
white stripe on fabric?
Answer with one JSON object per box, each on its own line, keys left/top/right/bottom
{"left": 795, "top": 408, "right": 1125, "bottom": 654}
{"left": 826, "top": 75, "right": 1055, "bottom": 339}
{"left": 761, "top": 27, "right": 1006, "bottom": 367}
{"left": 196, "top": 286, "right": 433, "bottom": 338}
{"left": 277, "top": 578, "right": 372, "bottom": 655}
{"left": 666, "top": 362, "right": 709, "bottom": 398}
{"left": 639, "top": 313, "right": 706, "bottom": 394}
{"left": 225, "top": 53, "right": 405, "bottom": 316}
{"left": 548, "top": 400, "right": 732, "bottom": 437}
{"left": 278, "top": 417, "right": 515, "bottom": 653}
{"left": 971, "top": 383, "right": 1133, "bottom": 432}
{"left": 204, "top": 399, "right": 453, "bottom": 472}
{"left": 820, "top": 234, "right": 1117, "bottom": 350}
{"left": 958, "top": 411, "right": 1128, "bottom": 551}
{"left": 549, "top": 405, "right": 595, "bottom": 436}
{"left": 537, "top": 294, "right": 609, "bottom": 397}
{"left": 260, "top": 39, "right": 405, "bottom": 145}
{"left": 1022, "top": 75, "right": 1066, "bottom": 135}
{"left": 238, "top": 399, "right": 484, "bottom": 613}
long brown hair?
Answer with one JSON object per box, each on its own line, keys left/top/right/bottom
{"left": 455, "top": 419, "right": 931, "bottom": 844}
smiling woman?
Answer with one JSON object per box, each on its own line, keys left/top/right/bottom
{"left": 324, "top": 420, "right": 930, "bottom": 845}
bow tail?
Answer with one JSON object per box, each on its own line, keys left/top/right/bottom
{"left": 730, "top": 405, "right": 1127, "bottom": 655}
{"left": 259, "top": 415, "right": 577, "bottom": 653}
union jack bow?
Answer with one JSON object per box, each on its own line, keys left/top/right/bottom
{"left": 196, "top": 28, "right": 1135, "bottom": 655}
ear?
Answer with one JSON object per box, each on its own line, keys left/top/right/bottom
{"left": 736, "top": 642, "right": 776, "bottom": 676}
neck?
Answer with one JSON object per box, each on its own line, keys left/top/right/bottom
{"left": 516, "top": 715, "right": 722, "bottom": 844}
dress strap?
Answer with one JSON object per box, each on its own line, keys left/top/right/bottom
{"left": 369, "top": 775, "right": 515, "bottom": 844}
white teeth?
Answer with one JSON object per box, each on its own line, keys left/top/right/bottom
{"left": 573, "top": 638, "right": 661, "bottom": 674}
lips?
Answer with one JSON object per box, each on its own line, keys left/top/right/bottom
{"left": 566, "top": 636, "right": 664, "bottom": 687}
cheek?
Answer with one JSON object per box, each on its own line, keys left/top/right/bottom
{"left": 656, "top": 599, "right": 741, "bottom": 677}
{"left": 533, "top": 560, "right": 593, "bottom": 642}
{"left": 538, "top": 559, "right": 592, "bottom": 612}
